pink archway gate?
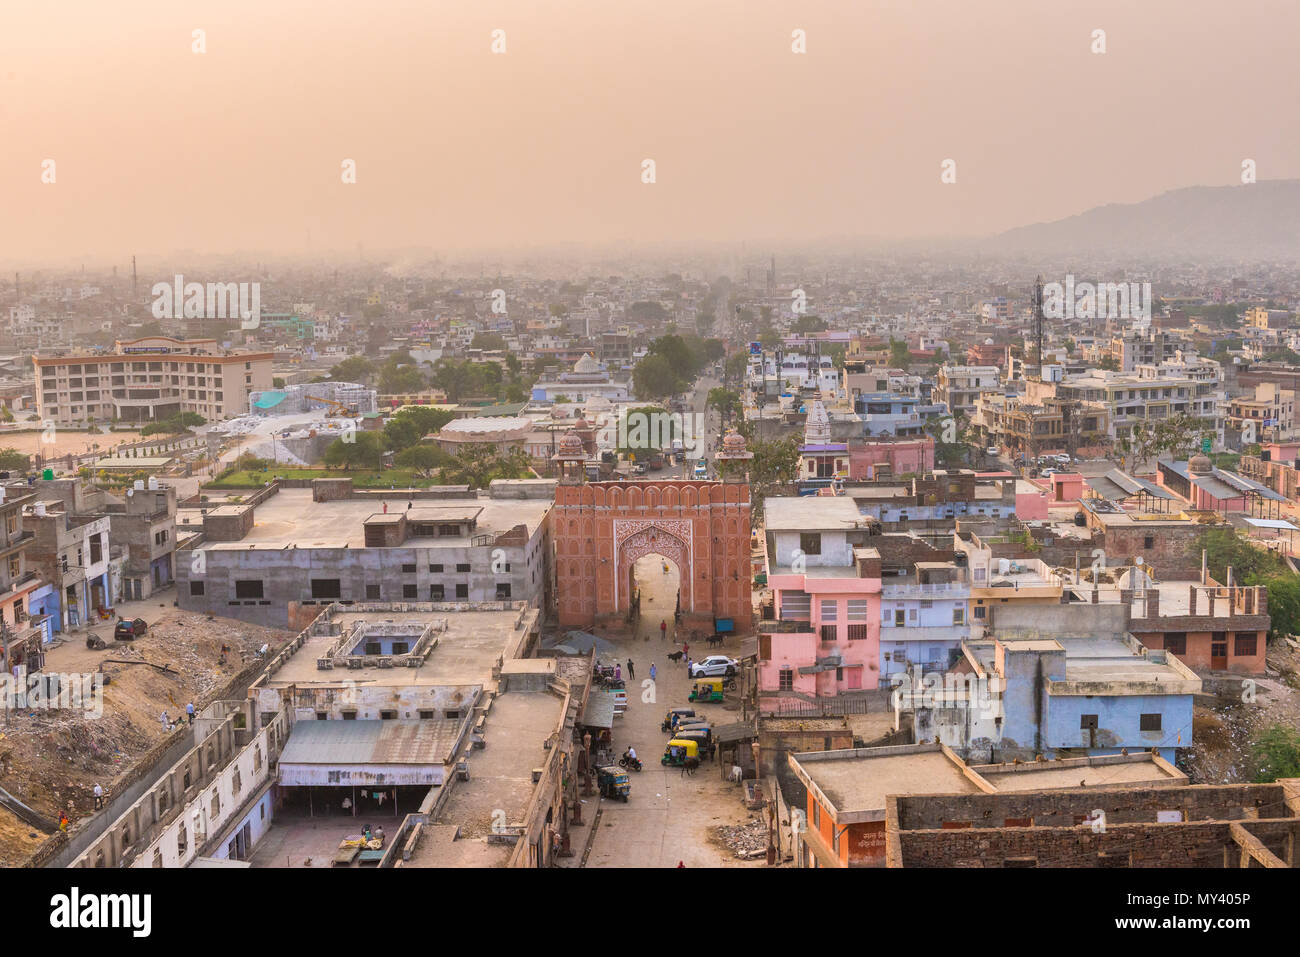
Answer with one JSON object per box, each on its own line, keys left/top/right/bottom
{"left": 552, "top": 479, "right": 752, "bottom": 629}
{"left": 616, "top": 521, "right": 692, "bottom": 614}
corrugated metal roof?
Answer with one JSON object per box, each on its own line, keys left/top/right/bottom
{"left": 279, "top": 719, "right": 459, "bottom": 766}
{"left": 581, "top": 690, "right": 619, "bottom": 729}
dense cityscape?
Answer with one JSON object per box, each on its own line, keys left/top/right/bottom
{"left": 3, "top": 0, "right": 1295, "bottom": 940}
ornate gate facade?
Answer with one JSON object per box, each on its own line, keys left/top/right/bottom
{"left": 552, "top": 480, "right": 751, "bottom": 628}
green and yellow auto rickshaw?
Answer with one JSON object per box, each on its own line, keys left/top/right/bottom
{"left": 596, "top": 765, "right": 630, "bottom": 801}
{"left": 661, "top": 738, "right": 700, "bottom": 767}
{"left": 689, "top": 677, "right": 725, "bottom": 703}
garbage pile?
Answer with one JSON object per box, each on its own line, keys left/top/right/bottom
{"left": 713, "top": 816, "right": 769, "bottom": 859}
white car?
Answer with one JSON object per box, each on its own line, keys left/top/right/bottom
{"left": 689, "top": 655, "right": 738, "bottom": 678}
{"left": 986, "top": 447, "right": 999, "bottom": 457}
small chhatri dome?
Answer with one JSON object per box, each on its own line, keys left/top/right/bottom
{"left": 559, "top": 432, "right": 584, "bottom": 454}
{"left": 573, "top": 352, "right": 599, "bottom": 374}
{"left": 573, "top": 417, "right": 590, "bottom": 430}
{"left": 1188, "top": 453, "right": 1213, "bottom": 475}
{"left": 722, "top": 431, "right": 748, "bottom": 455}
{"left": 716, "top": 429, "right": 754, "bottom": 461}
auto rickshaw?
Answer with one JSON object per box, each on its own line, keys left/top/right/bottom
{"left": 661, "top": 738, "right": 700, "bottom": 767}
{"left": 689, "top": 677, "right": 725, "bottom": 703}
{"left": 661, "top": 707, "right": 697, "bottom": 733}
{"left": 672, "top": 728, "right": 716, "bottom": 759}
{"left": 596, "top": 765, "right": 630, "bottom": 802}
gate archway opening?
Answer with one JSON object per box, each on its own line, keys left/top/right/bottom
{"left": 630, "top": 553, "right": 680, "bottom": 641}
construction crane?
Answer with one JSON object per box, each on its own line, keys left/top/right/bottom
{"left": 305, "top": 395, "right": 351, "bottom": 417}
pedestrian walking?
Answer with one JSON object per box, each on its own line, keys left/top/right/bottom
{"left": 614, "top": 663, "right": 621, "bottom": 682}
{"left": 686, "top": 657, "right": 693, "bottom": 673}
{"left": 160, "top": 711, "right": 169, "bottom": 731}
{"left": 660, "top": 619, "right": 667, "bottom": 639}
{"left": 93, "top": 783, "right": 104, "bottom": 810}
{"left": 649, "top": 663, "right": 657, "bottom": 682}
{"left": 683, "top": 642, "right": 689, "bottom": 660}
{"left": 59, "top": 811, "right": 69, "bottom": 832}
{"left": 626, "top": 659, "right": 635, "bottom": 680}
{"left": 186, "top": 701, "right": 195, "bottom": 724}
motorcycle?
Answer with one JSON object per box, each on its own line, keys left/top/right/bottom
{"left": 619, "top": 753, "right": 643, "bottom": 772}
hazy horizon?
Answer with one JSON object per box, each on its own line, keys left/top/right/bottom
{"left": 3, "top": 0, "right": 1297, "bottom": 267}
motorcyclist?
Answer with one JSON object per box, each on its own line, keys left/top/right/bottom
{"left": 622, "top": 746, "right": 638, "bottom": 767}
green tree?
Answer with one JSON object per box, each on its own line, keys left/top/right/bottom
{"left": 793, "top": 315, "right": 828, "bottom": 334}
{"left": 889, "top": 339, "right": 911, "bottom": 368}
{"left": 0, "top": 448, "right": 30, "bottom": 471}
{"left": 1250, "top": 725, "right": 1300, "bottom": 782}
{"left": 378, "top": 362, "right": 426, "bottom": 395}
{"left": 322, "top": 432, "right": 387, "bottom": 470}
{"left": 394, "top": 444, "right": 450, "bottom": 477}
{"left": 471, "top": 332, "right": 508, "bottom": 351}
{"left": 706, "top": 387, "right": 742, "bottom": 427}
{"left": 330, "top": 356, "right": 377, "bottom": 384}
{"left": 272, "top": 377, "right": 286, "bottom": 389}
{"left": 1097, "top": 355, "right": 1120, "bottom": 371}
{"left": 632, "top": 354, "right": 684, "bottom": 400}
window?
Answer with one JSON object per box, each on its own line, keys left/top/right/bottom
{"left": 234, "top": 580, "right": 264, "bottom": 599}
{"left": 89, "top": 534, "right": 103, "bottom": 565}
{"left": 1143, "top": 535, "right": 1154, "bottom": 549}
{"left": 819, "top": 624, "right": 837, "bottom": 642}
{"left": 401, "top": 563, "right": 417, "bottom": 573}
{"left": 799, "top": 533, "right": 821, "bottom": 556}
{"left": 189, "top": 580, "right": 205, "bottom": 596}
{"left": 310, "top": 579, "right": 341, "bottom": 599}
{"left": 1164, "top": 632, "right": 1186, "bottom": 655}
{"left": 973, "top": 605, "right": 986, "bottom": 620}
{"left": 846, "top": 599, "right": 868, "bottom": 621}
{"left": 419, "top": 710, "right": 434, "bottom": 719}
{"left": 380, "top": 710, "right": 397, "bottom": 720}
{"left": 496, "top": 583, "right": 512, "bottom": 599}
{"left": 846, "top": 624, "right": 869, "bottom": 641}
{"left": 341, "top": 711, "right": 357, "bottom": 721}
{"left": 1234, "top": 634, "right": 1258, "bottom": 657}
{"left": 456, "top": 563, "right": 471, "bottom": 573}
{"left": 455, "top": 584, "right": 468, "bottom": 599}
{"left": 1080, "top": 714, "right": 1098, "bottom": 730}
{"left": 403, "top": 584, "right": 418, "bottom": 598}
{"left": 366, "top": 584, "right": 381, "bottom": 600}
{"left": 429, "top": 564, "right": 444, "bottom": 573}
{"left": 820, "top": 599, "right": 838, "bottom": 621}
{"left": 778, "top": 667, "right": 793, "bottom": 691}
{"left": 316, "top": 711, "right": 326, "bottom": 721}
{"left": 952, "top": 607, "right": 965, "bottom": 625}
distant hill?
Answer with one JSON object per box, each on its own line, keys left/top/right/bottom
{"left": 992, "top": 181, "right": 1300, "bottom": 260}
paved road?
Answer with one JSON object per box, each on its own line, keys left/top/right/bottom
{"left": 577, "top": 557, "right": 760, "bottom": 868}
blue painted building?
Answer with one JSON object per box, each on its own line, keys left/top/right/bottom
{"left": 909, "top": 633, "right": 1201, "bottom": 764}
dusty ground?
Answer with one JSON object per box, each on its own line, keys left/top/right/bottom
{"left": 0, "top": 427, "right": 144, "bottom": 458}
{"left": 1185, "top": 641, "right": 1300, "bottom": 784}
{"left": 0, "top": 588, "right": 291, "bottom": 863}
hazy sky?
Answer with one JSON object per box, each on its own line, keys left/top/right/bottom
{"left": 2, "top": 0, "right": 1296, "bottom": 265}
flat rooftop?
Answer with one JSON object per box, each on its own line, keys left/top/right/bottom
{"left": 200, "top": 488, "right": 550, "bottom": 549}
{"left": 259, "top": 606, "right": 534, "bottom": 690}
{"left": 802, "top": 749, "right": 980, "bottom": 818}
{"left": 1054, "top": 635, "right": 1192, "bottom": 683}
{"left": 408, "top": 690, "right": 565, "bottom": 867}
{"left": 764, "top": 495, "right": 864, "bottom": 531}
{"left": 973, "top": 758, "right": 1184, "bottom": 792}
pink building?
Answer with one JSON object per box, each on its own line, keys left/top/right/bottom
{"left": 758, "top": 495, "right": 884, "bottom": 712}
{"left": 849, "top": 436, "right": 935, "bottom": 481}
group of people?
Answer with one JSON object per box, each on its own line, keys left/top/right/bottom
{"left": 159, "top": 701, "right": 197, "bottom": 732}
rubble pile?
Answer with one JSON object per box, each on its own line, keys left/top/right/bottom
{"left": 713, "top": 815, "right": 769, "bottom": 859}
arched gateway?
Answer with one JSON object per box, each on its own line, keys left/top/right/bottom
{"left": 552, "top": 480, "right": 751, "bottom": 629}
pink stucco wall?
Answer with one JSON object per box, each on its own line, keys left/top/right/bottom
{"left": 849, "top": 437, "right": 935, "bottom": 480}
{"left": 761, "top": 574, "right": 882, "bottom": 695}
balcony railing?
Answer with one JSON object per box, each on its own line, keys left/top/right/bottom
{"left": 881, "top": 582, "right": 970, "bottom": 598}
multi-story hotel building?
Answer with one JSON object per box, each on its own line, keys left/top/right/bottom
{"left": 33, "top": 336, "right": 274, "bottom": 426}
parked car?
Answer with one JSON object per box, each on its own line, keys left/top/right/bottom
{"left": 114, "top": 617, "right": 148, "bottom": 640}
{"left": 689, "top": 655, "right": 738, "bottom": 678}
{"left": 986, "top": 447, "right": 999, "bottom": 457}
